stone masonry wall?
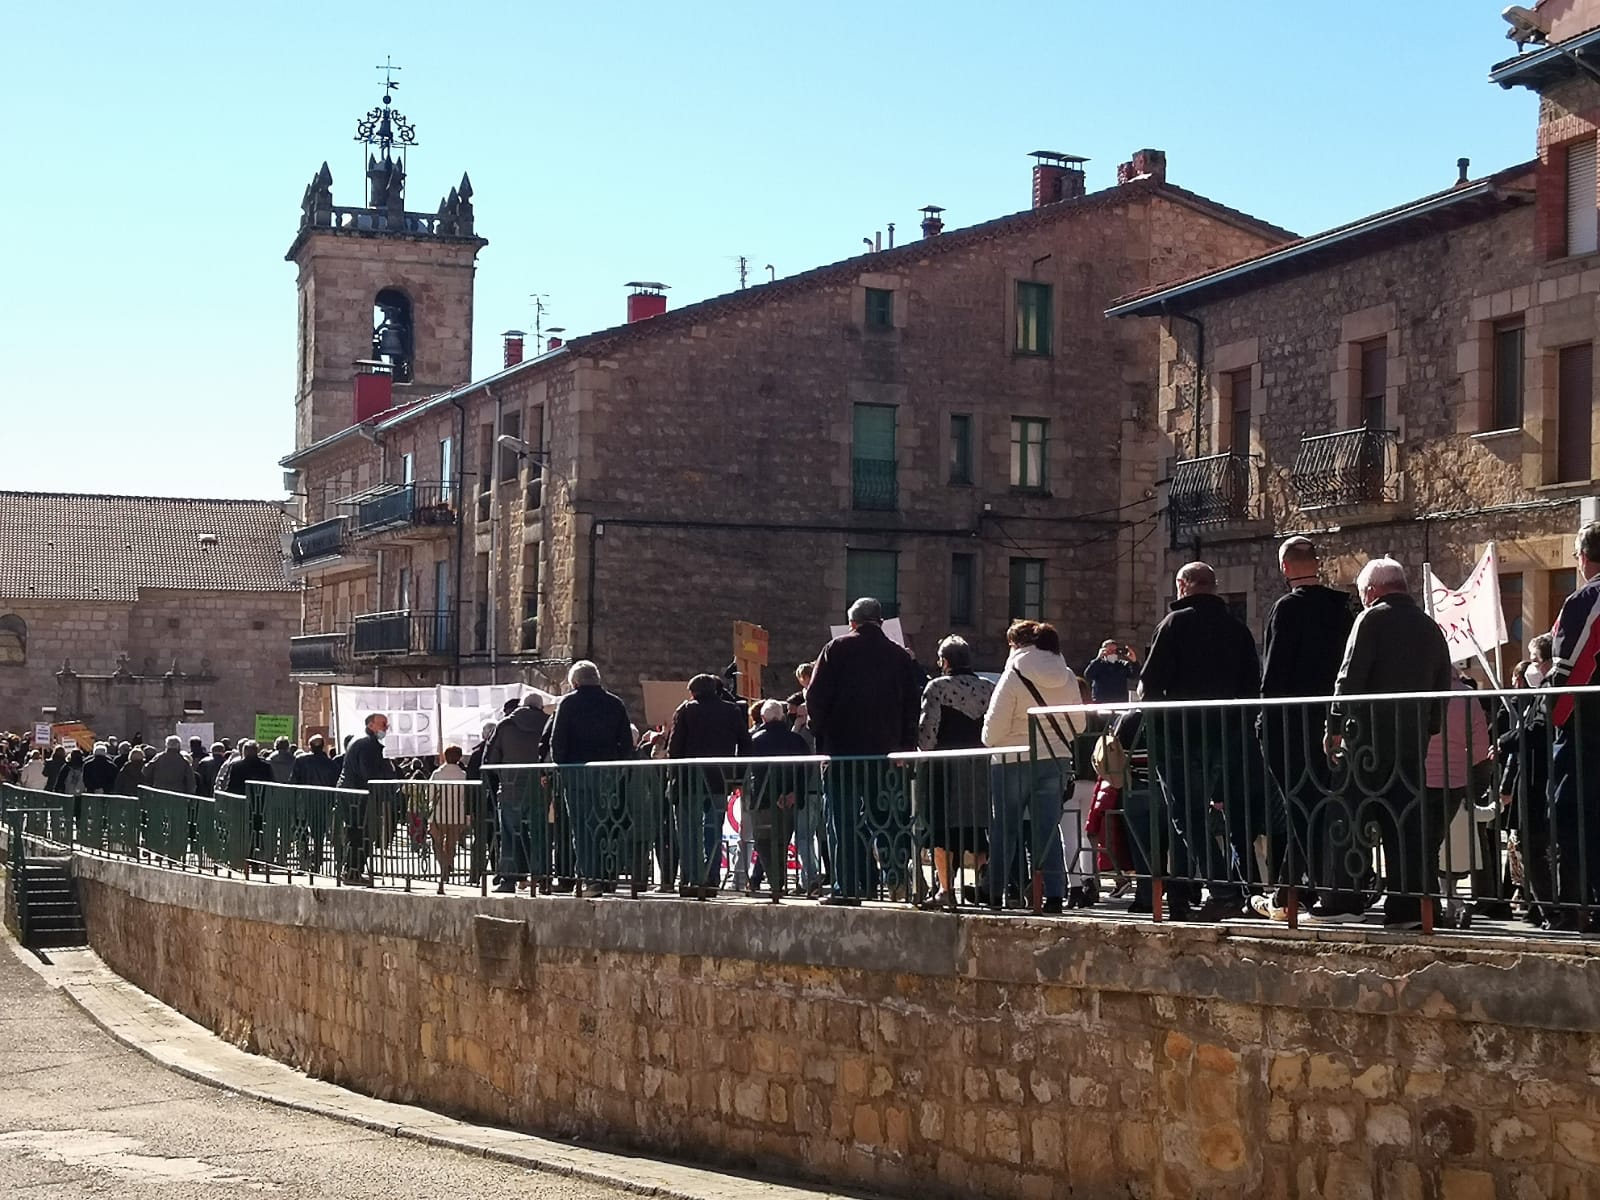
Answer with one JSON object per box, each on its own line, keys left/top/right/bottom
{"left": 76, "top": 855, "right": 1600, "bottom": 1200}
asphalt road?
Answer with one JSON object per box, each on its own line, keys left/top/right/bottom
{"left": 0, "top": 939, "right": 638, "bottom": 1199}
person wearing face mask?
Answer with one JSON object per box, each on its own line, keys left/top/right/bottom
{"left": 336, "top": 713, "right": 394, "bottom": 884}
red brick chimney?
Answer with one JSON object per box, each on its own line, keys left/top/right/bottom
{"left": 920, "top": 205, "right": 945, "bottom": 238}
{"left": 626, "top": 282, "right": 668, "bottom": 323}
{"left": 1117, "top": 148, "right": 1168, "bottom": 185}
{"left": 352, "top": 360, "right": 394, "bottom": 423}
{"left": 502, "top": 330, "right": 526, "bottom": 368}
{"left": 1030, "top": 151, "right": 1088, "bottom": 208}
{"left": 546, "top": 327, "right": 566, "bottom": 352}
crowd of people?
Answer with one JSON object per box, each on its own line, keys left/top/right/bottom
{"left": 6, "top": 521, "right": 1599, "bottom": 932}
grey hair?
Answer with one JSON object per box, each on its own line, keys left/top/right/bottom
{"left": 759, "top": 699, "right": 786, "bottom": 723}
{"left": 1176, "top": 562, "right": 1216, "bottom": 592}
{"left": 1577, "top": 520, "right": 1600, "bottom": 564}
{"left": 481, "top": 720, "right": 498, "bottom": 739}
{"left": 568, "top": 659, "right": 602, "bottom": 687}
{"left": 92, "top": 741, "right": 108, "bottom": 756}
{"left": 165, "top": 735, "right": 182, "bottom": 751}
{"left": 847, "top": 596, "right": 883, "bottom": 624}
{"left": 937, "top": 635, "right": 973, "bottom": 670}
{"left": 240, "top": 739, "right": 259, "bottom": 755}
{"left": 1356, "top": 556, "right": 1408, "bottom": 595}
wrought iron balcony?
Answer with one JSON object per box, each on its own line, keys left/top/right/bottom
{"left": 852, "top": 458, "right": 898, "bottom": 511}
{"left": 1291, "top": 428, "right": 1400, "bottom": 509}
{"left": 1168, "top": 453, "right": 1252, "bottom": 527}
{"left": 351, "top": 609, "right": 458, "bottom": 660}
{"left": 352, "top": 483, "right": 457, "bottom": 537}
{"left": 288, "top": 630, "right": 351, "bottom": 676}
{"left": 290, "top": 517, "right": 349, "bottom": 565}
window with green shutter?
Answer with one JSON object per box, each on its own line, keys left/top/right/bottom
{"left": 864, "top": 287, "right": 894, "bottom": 329}
{"left": 1010, "top": 417, "right": 1048, "bottom": 491}
{"left": 950, "top": 553, "right": 975, "bottom": 626}
{"left": 852, "top": 403, "right": 897, "bottom": 510}
{"left": 949, "top": 413, "right": 973, "bottom": 485}
{"left": 1015, "top": 281, "right": 1052, "bottom": 355}
{"left": 1008, "top": 558, "right": 1045, "bottom": 620}
{"left": 846, "top": 550, "right": 899, "bottom": 618}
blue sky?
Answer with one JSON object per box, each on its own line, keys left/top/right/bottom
{"left": 2, "top": 1, "right": 1536, "bottom": 499}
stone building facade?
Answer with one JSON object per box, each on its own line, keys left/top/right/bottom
{"left": 0, "top": 493, "right": 297, "bottom": 740}
{"left": 1106, "top": 11, "right": 1600, "bottom": 652}
{"left": 280, "top": 139, "right": 1290, "bottom": 728}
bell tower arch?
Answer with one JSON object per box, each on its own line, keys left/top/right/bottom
{"left": 288, "top": 66, "right": 486, "bottom": 450}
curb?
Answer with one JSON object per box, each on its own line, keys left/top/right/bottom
{"left": 11, "top": 939, "right": 842, "bottom": 1200}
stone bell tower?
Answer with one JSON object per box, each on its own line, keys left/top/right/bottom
{"left": 287, "top": 64, "right": 487, "bottom": 450}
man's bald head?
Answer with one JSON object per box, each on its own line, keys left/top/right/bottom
{"left": 1175, "top": 562, "right": 1217, "bottom": 598}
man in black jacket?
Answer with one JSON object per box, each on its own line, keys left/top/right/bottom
{"left": 484, "top": 695, "right": 549, "bottom": 893}
{"left": 667, "top": 674, "right": 753, "bottom": 895}
{"left": 547, "top": 661, "right": 636, "bottom": 895}
{"left": 1327, "top": 557, "right": 1453, "bottom": 929}
{"left": 336, "top": 714, "right": 393, "bottom": 883}
{"left": 805, "top": 597, "right": 922, "bottom": 904}
{"left": 1140, "top": 562, "right": 1262, "bottom": 920}
{"left": 1256, "top": 537, "right": 1360, "bottom": 918}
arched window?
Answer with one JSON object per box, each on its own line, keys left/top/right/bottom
{"left": 373, "top": 288, "right": 415, "bottom": 383}
{"left": 0, "top": 614, "right": 25, "bottom": 666}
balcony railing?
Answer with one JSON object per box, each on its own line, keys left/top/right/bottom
{"left": 289, "top": 517, "right": 349, "bottom": 565}
{"left": 1291, "top": 428, "right": 1400, "bottom": 509}
{"left": 351, "top": 609, "right": 458, "bottom": 660}
{"left": 352, "top": 483, "right": 457, "bottom": 536}
{"left": 1168, "top": 452, "right": 1251, "bottom": 527}
{"left": 288, "top": 630, "right": 351, "bottom": 675}
{"left": 852, "top": 458, "right": 898, "bottom": 511}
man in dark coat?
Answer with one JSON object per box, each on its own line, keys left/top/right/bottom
{"left": 483, "top": 695, "right": 549, "bottom": 893}
{"left": 1545, "top": 522, "right": 1600, "bottom": 928}
{"left": 83, "top": 743, "right": 120, "bottom": 795}
{"left": 746, "top": 699, "right": 810, "bottom": 898}
{"left": 289, "top": 734, "right": 341, "bottom": 787}
{"left": 1327, "top": 557, "right": 1454, "bottom": 929}
{"left": 667, "top": 674, "right": 753, "bottom": 894}
{"left": 336, "top": 714, "right": 394, "bottom": 883}
{"left": 196, "top": 743, "right": 228, "bottom": 797}
{"left": 145, "top": 736, "right": 197, "bottom": 794}
{"left": 1256, "top": 536, "right": 1359, "bottom": 918}
{"left": 805, "top": 597, "right": 922, "bottom": 904}
{"left": 1140, "top": 562, "right": 1262, "bottom": 920}
{"left": 547, "top": 662, "right": 636, "bottom": 895}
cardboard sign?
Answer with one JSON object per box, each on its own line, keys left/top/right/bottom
{"left": 733, "top": 622, "right": 770, "bottom": 702}
{"left": 641, "top": 680, "right": 693, "bottom": 730}
{"left": 32, "top": 723, "right": 50, "bottom": 748}
{"left": 51, "top": 722, "right": 95, "bottom": 751}
{"left": 254, "top": 714, "right": 297, "bottom": 744}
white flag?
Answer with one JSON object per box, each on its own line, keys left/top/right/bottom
{"left": 1425, "top": 545, "right": 1509, "bottom": 666}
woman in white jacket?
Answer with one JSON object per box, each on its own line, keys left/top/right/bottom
{"left": 982, "top": 621, "right": 1084, "bottom": 912}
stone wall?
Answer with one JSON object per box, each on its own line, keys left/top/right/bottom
{"left": 75, "top": 855, "right": 1600, "bottom": 1200}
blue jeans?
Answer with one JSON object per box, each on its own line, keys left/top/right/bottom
{"left": 824, "top": 760, "right": 880, "bottom": 899}
{"left": 989, "top": 759, "right": 1065, "bottom": 901}
{"left": 793, "top": 798, "right": 822, "bottom": 889}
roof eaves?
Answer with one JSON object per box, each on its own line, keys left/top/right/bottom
{"left": 374, "top": 344, "right": 571, "bottom": 432}
{"left": 1105, "top": 171, "right": 1530, "bottom": 318}
{"left": 278, "top": 422, "right": 376, "bottom": 468}
{"left": 1489, "top": 26, "right": 1600, "bottom": 87}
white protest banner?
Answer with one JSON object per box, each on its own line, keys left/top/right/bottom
{"left": 1424, "top": 544, "right": 1509, "bottom": 667}
{"left": 827, "top": 616, "right": 906, "bottom": 647}
{"left": 333, "top": 686, "right": 440, "bottom": 757}
{"left": 438, "top": 684, "right": 558, "bottom": 752}
{"left": 176, "top": 721, "right": 214, "bottom": 748}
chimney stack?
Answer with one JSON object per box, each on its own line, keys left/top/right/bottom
{"left": 502, "top": 329, "right": 526, "bottom": 368}
{"left": 920, "top": 205, "right": 945, "bottom": 238}
{"left": 1030, "top": 151, "right": 1088, "bottom": 208}
{"left": 1117, "top": 148, "right": 1168, "bottom": 186}
{"left": 626, "top": 282, "right": 669, "bottom": 323}
{"left": 547, "top": 327, "right": 566, "bottom": 352}
{"left": 1456, "top": 157, "right": 1471, "bottom": 187}
{"left": 352, "top": 360, "right": 394, "bottom": 423}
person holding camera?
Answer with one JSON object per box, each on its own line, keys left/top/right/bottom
{"left": 1084, "top": 640, "right": 1139, "bottom": 705}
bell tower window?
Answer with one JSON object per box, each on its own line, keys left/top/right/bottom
{"left": 373, "top": 288, "right": 414, "bottom": 382}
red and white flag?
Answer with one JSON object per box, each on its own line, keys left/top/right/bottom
{"left": 1425, "top": 544, "right": 1509, "bottom": 666}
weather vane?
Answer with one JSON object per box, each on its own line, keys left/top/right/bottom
{"left": 354, "top": 55, "right": 418, "bottom": 157}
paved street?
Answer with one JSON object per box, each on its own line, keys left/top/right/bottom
{"left": 0, "top": 938, "right": 642, "bottom": 1199}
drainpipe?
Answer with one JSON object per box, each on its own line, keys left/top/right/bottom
{"left": 449, "top": 394, "right": 468, "bottom": 685}
{"left": 487, "top": 387, "right": 501, "bottom": 683}
{"left": 585, "top": 518, "right": 601, "bottom": 660}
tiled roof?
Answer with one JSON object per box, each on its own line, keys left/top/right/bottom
{"left": 1106, "top": 162, "right": 1538, "bottom": 316}
{"left": 0, "top": 492, "right": 294, "bottom": 603}
{"left": 563, "top": 178, "right": 1296, "bottom": 359}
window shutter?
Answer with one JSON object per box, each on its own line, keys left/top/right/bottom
{"left": 1567, "top": 139, "right": 1598, "bottom": 256}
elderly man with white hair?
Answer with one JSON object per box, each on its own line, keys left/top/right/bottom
{"left": 547, "top": 660, "right": 638, "bottom": 896}
{"left": 1326, "top": 555, "right": 1454, "bottom": 930}
{"left": 144, "top": 734, "right": 197, "bottom": 793}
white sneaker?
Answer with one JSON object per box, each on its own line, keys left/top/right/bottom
{"left": 1249, "top": 895, "right": 1289, "bottom": 922}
